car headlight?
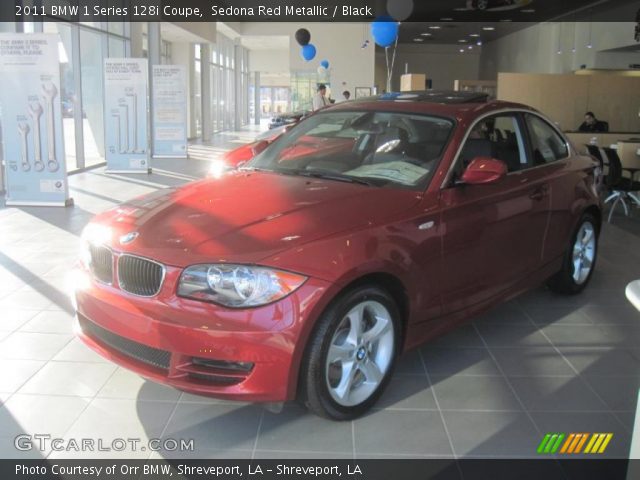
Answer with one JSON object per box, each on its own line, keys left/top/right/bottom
{"left": 80, "top": 223, "right": 112, "bottom": 268}
{"left": 178, "top": 264, "right": 307, "bottom": 308}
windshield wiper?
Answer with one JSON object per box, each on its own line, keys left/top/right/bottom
{"left": 285, "top": 169, "right": 376, "bottom": 187}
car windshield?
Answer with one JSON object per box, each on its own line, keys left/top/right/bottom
{"left": 249, "top": 110, "right": 454, "bottom": 189}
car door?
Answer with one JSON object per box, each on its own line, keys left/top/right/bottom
{"left": 438, "top": 112, "right": 552, "bottom": 314}
{"left": 521, "top": 113, "right": 573, "bottom": 264}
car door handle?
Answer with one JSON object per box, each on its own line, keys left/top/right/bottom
{"left": 529, "top": 185, "right": 549, "bottom": 201}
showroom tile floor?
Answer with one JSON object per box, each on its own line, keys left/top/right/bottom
{"left": 0, "top": 126, "right": 639, "bottom": 460}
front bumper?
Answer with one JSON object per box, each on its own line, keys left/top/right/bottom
{"left": 74, "top": 265, "right": 331, "bottom": 402}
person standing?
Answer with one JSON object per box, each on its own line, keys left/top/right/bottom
{"left": 340, "top": 90, "right": 351, "bottom": 102}
{"left": 312, "top": 84, "right": 328, "bottom": 111}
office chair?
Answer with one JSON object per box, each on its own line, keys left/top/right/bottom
{"left": 601, "top": 147, "right": 640, "bottom": 222}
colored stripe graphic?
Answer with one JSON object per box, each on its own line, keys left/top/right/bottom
{"left": 541, "top": 433, "right": 613, "bottom": 454}
{"left": 538, "top": 433, "right": 565, "bottom": 454}
{"left": 537, "top": 434, "right": 552, "bottom": 454}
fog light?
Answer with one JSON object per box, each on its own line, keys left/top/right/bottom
{"left": 192, "top": 357, "right": 254, "bottom": 373}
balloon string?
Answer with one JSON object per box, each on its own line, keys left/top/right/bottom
{"left": 385, "top": 35, "right": 398, "bottom": 92}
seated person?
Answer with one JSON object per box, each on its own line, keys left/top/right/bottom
{"left": 578, "top": 112, "right": 608, "bottom": 133}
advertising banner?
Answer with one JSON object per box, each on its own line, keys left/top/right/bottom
{"left": 152, "top": 65, "right": 188, "bottom": 158}
{"left": 0, "top": 33, "right": 70, "bottom": 206}
{"left": 104, "top": 58, "right": 150, "bottom": 173}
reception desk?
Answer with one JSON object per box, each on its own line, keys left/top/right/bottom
{"left": 565, "top": 132, "right": 640, "bottom": 153}
{"left": 565, "top": 132, "right": 640, "bottom": 173}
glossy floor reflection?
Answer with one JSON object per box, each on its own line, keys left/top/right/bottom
{"left": 1, "top": 126, "right": 639, "bottom": 459}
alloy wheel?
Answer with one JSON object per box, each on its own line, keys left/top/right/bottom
{"left": 572, "top": 221, "right": 596, "bottom": 284}
{"left": 325, "top": 300, "right": 395, "bottom": 407}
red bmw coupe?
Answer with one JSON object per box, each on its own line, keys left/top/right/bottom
{"left": 74, "top": 91, "right": 601, "bottom": 419}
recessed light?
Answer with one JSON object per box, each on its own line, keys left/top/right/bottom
{"left": 459, "top": 48, "right": 465, "bottom": 53}
{"left": 421, "top": 32, "right": 432, "bottom": 36}
{"left": 469, "top": 34, "right": 480, "bottom": 37}
{"left": 482, "top": 26, "right": 495, "bottom": 31}
{"left": 429, "top": 26, "right": 442, "bottom": 30}
{"left": 500, "top": 19, "right": 512, "bottom": 22}
{"left": 468, "top": 45, "right": 473, "bottom": 49}
{"left": 458, "top": 39, "right": 468, "bottom": 43}
{"left": 414, "top": 38, "right": 424, "bottom": 42}
{"left": 441, "top": 17, "right": 453, "bottom": 21}
{"left": 477, "top": 40, "right": 483, "bottom": 46}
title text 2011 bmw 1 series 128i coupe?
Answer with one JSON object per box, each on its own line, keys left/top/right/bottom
{"left": 74, "top": 91, "right": 602, "bottom": 420}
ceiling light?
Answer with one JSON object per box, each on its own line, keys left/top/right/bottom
{"left": 521, "top": 9, "right": 535, "bottom": 13}
{"left": 477, "top": 40, "right": 483, "bottom": 46}
{"left": 500, "top": 19, "right": 512, "bottom": 22}
{"left": 482, "top": 26, "right": 495, "bottom": 31}
{"left": 470, "top": 34, "right": 480, "bottom": 37}
{"left": 441, "top": 17, "right": 453, "bottom": 21}
{"left": 421, "top": 32, "right": 432, "bottom": 36}
{"left": 458, "top": 39, "right": 468, "bottom": 43}
{"left": 587, "top": 43, "right": 593, "bottom": 49}
{"left": 468, "top": 45, "right": 473, "bottom": 49}
{"left": 414, "top": 38, "right": 424, "bottom": 42}
{"left": 429, "top": 26, "right": 442, "bottom": 30}
{"left": 459, "top": 48, "right": 464, "bottom": 53}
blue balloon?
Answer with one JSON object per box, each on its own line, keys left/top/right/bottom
{"left": 301, "top": 44, "right": 316, "bottom": 61}
{"left": 370, "top": 16, "right": 399, "bottom": 48}
{"left": 320, "top": 60, "right": 329, "bottom": 69}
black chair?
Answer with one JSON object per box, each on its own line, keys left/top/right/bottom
{"left": 601, "top": 147, "right": 640, "bottom": 222}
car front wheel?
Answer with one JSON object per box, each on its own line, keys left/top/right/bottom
{"left": 547, "top": 213, "right": 598, "bottom": 294}
{"left": 299, "top": 286, "right": 400, "bottom": 420}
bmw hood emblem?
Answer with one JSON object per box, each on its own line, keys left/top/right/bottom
{"left": 119, "top": 231, "right": 139, "bottom": 245}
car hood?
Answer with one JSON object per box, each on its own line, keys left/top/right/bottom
{"left": 93, "top": 171, "right": 422, "bottom": 267}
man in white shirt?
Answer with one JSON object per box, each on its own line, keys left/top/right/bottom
{"left": 312, "top": 84, "right": 328, "bottom": 111}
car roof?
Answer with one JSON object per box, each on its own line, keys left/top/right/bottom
{"left": 326, "top": 90, "right": 536, "bottom": 120}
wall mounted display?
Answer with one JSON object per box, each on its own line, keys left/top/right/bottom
{"left": 152, "top": 65, "right": 188, "bottom": 158}
{"left": 104, "top": 58, "right": 150, "bottom": 173}
{"left": 0, "top": 33, "right": 71, "bottom": 206}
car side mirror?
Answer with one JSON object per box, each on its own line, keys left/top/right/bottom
{"left": 251, "top": 140, "right": 270, "bottom": 156}
{"left": 460, "top": 156, "right": 507, "bottom": 185}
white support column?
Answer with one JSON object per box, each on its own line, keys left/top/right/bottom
{"left": 200, "top": 43, "right": 212, "bottom": 141}
{"left": 147, "top": 22, "right": 161, "bottom": 157}
{"left": 234, "top": 39, "right": 243, "bottom": 131}
{"left": 254, "top": 72, "right": 261, "bottom": 126}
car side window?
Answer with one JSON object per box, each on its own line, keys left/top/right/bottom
{"left": 454, "top": 114, "right": 528, "bottom": 179}
{"left": 525, "top": 114, "right": 569, "bottom": 165}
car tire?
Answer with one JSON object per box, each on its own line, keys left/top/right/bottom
{"left": 299, "top": 285, "right": 401, "bottom": 420}
{"left": 547, "top": 213, "right": 599, "bottom": 295}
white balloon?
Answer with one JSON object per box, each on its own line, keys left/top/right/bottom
{"left": 387, "top": 0, "right": 413, "bottom": 21}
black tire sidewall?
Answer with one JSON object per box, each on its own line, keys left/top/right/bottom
{"left": 301, "top": 286, "right": 401, "bottom": 420}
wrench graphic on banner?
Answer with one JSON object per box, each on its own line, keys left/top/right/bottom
{"left": 28, "top": 102, "right": 45, "bottom": 172}
{"left": 17, "top": 122, "right": 31, "bottom": 172}
{"left": 42, "top": 82, "right": 59, "bottom": 172}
